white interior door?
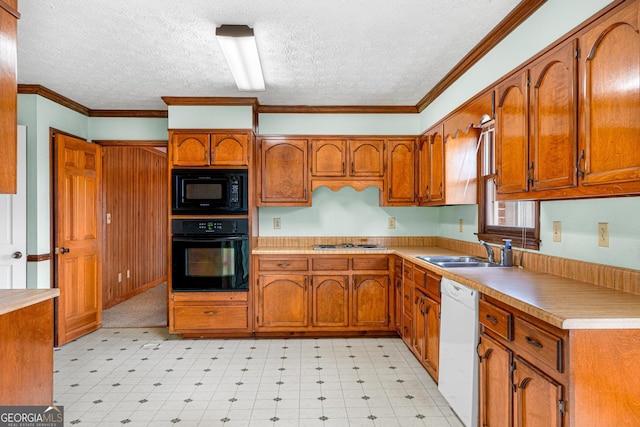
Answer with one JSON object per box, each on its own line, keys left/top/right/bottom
{"left": 0, "top": 125, "right": 27, "bottom": 289}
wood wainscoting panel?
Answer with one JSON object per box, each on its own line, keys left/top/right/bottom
{"left": 102, "top": 146, "right": 167, "bottom": 308}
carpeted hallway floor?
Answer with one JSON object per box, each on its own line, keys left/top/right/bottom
{"left": 102, "top": 282, "right": 167, "bottom": 328}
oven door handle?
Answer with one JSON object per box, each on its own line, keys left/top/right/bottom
{"left": 172, "top": 236, "right": 247, "bottom": 243}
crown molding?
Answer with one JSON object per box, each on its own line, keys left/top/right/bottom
{"left": 415, "top": 0, "right": 547, "bottom": 112}
{"left": 18, "top": 84, "right": 90, "bottom": 115}
{"left": 162, "top": 96, "right": 260, "bottom": 109}
{"left": 257, "top": 105, "right": 418, "bottom": 114}
{"left": 89, "top": 110, "right": 168, "bottom": 118}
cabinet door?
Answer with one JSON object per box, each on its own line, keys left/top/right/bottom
{"left": 578, "top": 0, "right": 640, "bottom": 187}
{"left": 0, "top": 5, "right": 17, "bottom": 193}
{"left": 311, "top": 275, "right": 349, "bottom": 327}
{"left": 513, "top": 356, "right": 564, "bottom": 427}
{"left": 171, "top": 133, "right": 210, "bottom": 166}
{"left": 257, "top": 275, "right": 308, "bottom": 328}
{"left": 311, "top": 138, "right": 347, "bottom": 177}
{"left": 259, "top": 139, "right": 309, "bottom": 205}
{"left": 211, "top": 133, "right": 249, "bottom": 166}
{"left": 529, "top": 39, "right": 579, "bottom": 192}
{"left": 416, "top": 135, "right": 431, "bottom": 204}
{"left": 428, "top": 126, "right": 445, "bottom": 204}
{"left": 385, "top": 138, "right": 415, "bottom": 205}
{"left": 394, "top": 258, "right": 403, "bottom": 335}
{"left": 423, "top": 296, "right": 440, "bottom": 381}
{"left": 478, "top": 334, "right": 513, "bottom": 427}
{"left": 412, "top": 291, "right": 426, "bottom": 359}
{"left": 352, "top": 274, "right": 389, "bottom": 327}
{"left": 350, "top": 139, "right": 384, "bottom": 177}
{"left": 496, "top": 71, "right": 529, "bottom": 195}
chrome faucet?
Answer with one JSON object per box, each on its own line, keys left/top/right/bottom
{"left": 480, "top": 240, "right": 495, "bottom": 264}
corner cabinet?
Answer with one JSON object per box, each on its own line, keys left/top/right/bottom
{"left": 255, "top": 254, "right": 394, "bottom": 334}
{"left": 0, "top": 0, "right": 17, "bottom": 194}
{"left": 417, "top": 125, "right": 445, "bottom": 205}
{"left": 170, "top": 131, "right": 250, "bottom": 167}
{"left": 257, "top": 138, "right": 310, "bottom": 206}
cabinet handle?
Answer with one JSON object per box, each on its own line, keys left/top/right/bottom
{"left": 204, "top": 310, "right": 218, "bottom": 315}
{"left": 439, "top": 182, "right": 443, "bottom": 197}
{"left": 576, "top": 149, "right": 585, "bottom": 179}
{"left": 277, "top": 263, "right": 290, "bottom": 268}
{"left": 342, "top": 161, "right": 345, "bottom": 175}
{"left": 485, "top": 314, "right": 499, "bottom": 325}
{"left": 351, "top": 162, "right": 354, "bottom": 175}
{"left": 525, "top": 336, "right": 543, "bottom": 349}
{"left": 528, "top": 162, "right": 535, "bottom": 187}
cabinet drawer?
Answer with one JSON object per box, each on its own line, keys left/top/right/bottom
{"left": 403, "top": 262, "right": 413, "bottom": 279}
{"left": 413, "top": 267, "right": 427, "bottom": 288}
{"left": 258, "top": 258, "right": 308, "bottom": 271}
{"left": 312, "top": 257, "right": 349, "bottom": 270}
{"left": 479, "top": 299, "right": 512, "bottom": 341}
{"left": 514, "top": 317, "right": 563, "bottom": 373}
{"left": 403, "top": 282, "right": 413, "bottom": 313}
{"left": 173, "top": 305, "right": 248, "bottom": 330}
{"left": 352, "top": 256, "right": 389, "bottom": 270}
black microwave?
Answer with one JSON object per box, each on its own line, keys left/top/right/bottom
{"left": 172, "top": 169, "right": 248, "bottom": 215}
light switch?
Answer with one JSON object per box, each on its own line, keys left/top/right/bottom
{"left": 273, "top": 218, "right": 281, "bottom": 229}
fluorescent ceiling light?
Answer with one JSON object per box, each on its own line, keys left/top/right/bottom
{"left": 216, "top": 25, "right": 265, "bottom": 92}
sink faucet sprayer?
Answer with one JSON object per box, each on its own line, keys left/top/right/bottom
{"left": 479, "top": 240, "right": 495, "bottom": 264}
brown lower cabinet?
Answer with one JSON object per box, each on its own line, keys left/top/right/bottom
{"left": 478, "top": 295, "right": 640, "bottom": 426}
{"left": 169, "top": 291, "right": 250, "bottom": 336}
{"left": 401, "top": 259, "right": 441, "bottom": 382}
{"left": 255, "top": 255, "right": 393, "bottom": 334}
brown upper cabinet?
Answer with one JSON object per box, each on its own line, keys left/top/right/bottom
{"left": 170, "top": 131, "right": 250, "bottom": 167}
{"left": 496, "top": 38, "right": 579, "bottom": 197}
{"left": 417, "top": 124, "right": 445, "bottom": 205}
{"left": 495, "top": 0, "right": 640, "bottom": 200}
{"left": 0, "top": 0, "right": 18, "bottom": 194}
{"left": 384, "top": 138, "right": 416, "bottom": 206}
{"left": 577, "top": 0, "right": 640, "bottom": 191}
{"left": 258, "top": 138, "right": 310, "bottom": 206}
{"left": 309, "top": 138, "right": 386, "bottom": 195}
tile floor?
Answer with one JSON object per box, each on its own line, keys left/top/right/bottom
{"left": 54, "top": 328, "right": 463, "bottom": 426}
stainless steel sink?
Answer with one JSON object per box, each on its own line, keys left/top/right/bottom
{"left": 415, "top": 255, "right": 505, "bottom": 268}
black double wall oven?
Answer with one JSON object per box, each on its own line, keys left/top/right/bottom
{"left": 171, "top": 169, "right": 249, "bottom": 293}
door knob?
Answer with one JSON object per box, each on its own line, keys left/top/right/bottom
{"left": 60, "top": 247, "right": 70, "bottom": 254}
{"left": 12, "top": 251, "right": 22, "bottom": 259}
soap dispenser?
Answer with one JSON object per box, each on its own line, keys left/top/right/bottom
{"left": 501, "top": 239, "right": 513, "bottom": 267}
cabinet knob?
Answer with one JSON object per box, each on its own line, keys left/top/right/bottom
{"left": 204, "top": 310, "right": 218, "bottom": 315}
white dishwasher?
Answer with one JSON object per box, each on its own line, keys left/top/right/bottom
{"left": 438, "top": 277, "right": 479, "bottom": 427}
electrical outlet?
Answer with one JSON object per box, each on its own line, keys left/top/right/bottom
{"left": 388, "top": 217, "right": 396, "bottom": 229}
{"left": 598, "top": 222, "right": 609, "bottom": 247}
{"left": 273, "top": 218, "right": 281, "bottom": 229}
{"left": 553, "top": 221, "right": 562, "bottom": 242}
{"left": 459, "top": 219, "right": 463, "bottom": 233}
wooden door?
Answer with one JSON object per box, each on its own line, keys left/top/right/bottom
{"left": 412, "top": 290, "right": 426, "bottom": 359}
{"left": 578, "top": 0, "right": 640, "bottom": 187}
{"left": 416, "top": 135, "right": 431, "bottom": 205}
{"left": 385, "top": 138, "right": 415, "bottom": 205}
{"left": 54, "top": 133, "right": 101, "bottom": 345}
{"left": 529, "top": 39, "right": 578, "bottom": 191}
{"left": 210, "top": 133, "right": 249, "bottom": 166}
{"left": 259, "top": 139, "right": 309, "bottom": 205}
{"left": 428, "top": 126, "right": 445, "bottom": 204}
{"left": 496, "top": 70, "right": 529, "bottom": 195}
{"left": 310, "top": 138, "right": 347, "bottom": 177}
{"left": 479, "top": 334, "right": 513, "bottom": 427}
{"left": 513, "top": 356, "right": 564, "bottom": 427}
{"left": 171, "top": 132, "right": 210, "bottom": 166}
{"left": 423, "top": 296, "right": 440, "bottom": 381}
{"left": 349, "top": 139, "right": 384, "bottom": 177}
{"left": 257, "top": 274, "right": 308, "bottom": 329}
{"left": 311, "top": 275, "right": 349, "bottom": 327}
{"left": 351, "top": 274, "right": 389, "bottom": 327}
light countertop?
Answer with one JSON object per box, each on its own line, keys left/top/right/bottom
{"left": 253, "top": 245, "right": 640, "bottom": 330}
{"left": 0, "top": 289, "right": 60, "bottom": 316}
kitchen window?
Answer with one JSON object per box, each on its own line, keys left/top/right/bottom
{"left": 477, "top": 121, "right": 540, "bottom": 249}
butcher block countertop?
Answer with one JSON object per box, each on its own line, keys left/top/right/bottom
{"left": 0, "top": 289, "right": 60, "bottom": 316}
{"left": 253, "top": 245, "right": 640, "bottom": 330}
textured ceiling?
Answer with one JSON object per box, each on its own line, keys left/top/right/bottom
{"left": 17, "top": 0, "right": 522, "bottom": 110}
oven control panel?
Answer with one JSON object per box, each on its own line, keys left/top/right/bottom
{"left": 172, "top": 218, "right": 248, "bottom": 235}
